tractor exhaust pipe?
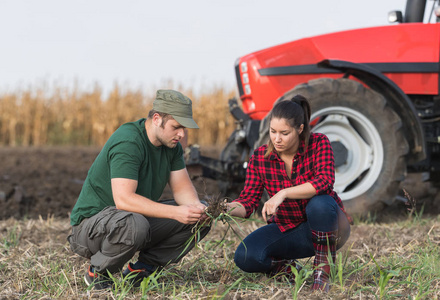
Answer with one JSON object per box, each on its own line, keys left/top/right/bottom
{"left": 405, "top": 0, "right": 427, "bottom": 22}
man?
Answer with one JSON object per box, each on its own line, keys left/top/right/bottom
{"left": 68, "top": 89, "right": 210, "bottom": 290}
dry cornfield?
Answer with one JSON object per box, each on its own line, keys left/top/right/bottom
{"left": 0, "top": 84, "right": 237, "bottom": 147}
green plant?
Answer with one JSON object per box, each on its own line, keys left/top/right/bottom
{"left": 219, "top": 277, "right": 243, "bottom": 298}
{"left": 370, "top": 255, "right": 411, "bottom": 299}
{"left": 180, "top": 197, "right": 249, "bottom": 261}
{"left": 0, "top": 224, "right": 21, "bottom": 252}
{"left": 139, "top": 269, "right": 162, "bottom": 299}
{"left": 108, "top": 271, "right": 134, "bottom": 299}
{"left": 289, "top": 264, "right": 314, "bottom": 300}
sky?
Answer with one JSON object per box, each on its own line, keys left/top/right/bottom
{"left": 0, "top": 0, "right": 425, "bottom": 97}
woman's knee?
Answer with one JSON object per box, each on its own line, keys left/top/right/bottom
{"left": 306, "top": 195, "right": 339, "bottom": 231}
{"left": 234, "top": 248, "right": 254, "bottom": 272}
{"left": 234, "top": 243, "right": 266, "bottom": 273}
{"left": 336, "top": 209, "right": 351, "bottom": 249}
{"left": 306, "top": 195, "right": 337, "bottom": 215}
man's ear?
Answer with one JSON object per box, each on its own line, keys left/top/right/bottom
{"left": 152, "top": 113, "right": 162, "bottom": 127}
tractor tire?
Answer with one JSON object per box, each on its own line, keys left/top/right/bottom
{"left": 255, "top": 78, "right": 409, "bottom": 216}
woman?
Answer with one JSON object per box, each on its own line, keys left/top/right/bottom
{"left": 226, "top": 94, "right": 351, "bottom": 292}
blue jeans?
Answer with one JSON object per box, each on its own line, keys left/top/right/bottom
{"left": 234, "top": 195, "right": 350, "bottom": 273}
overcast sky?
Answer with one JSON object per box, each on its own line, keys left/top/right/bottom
{"left": 1, "top": 0, "right": 424, "bottom": 96}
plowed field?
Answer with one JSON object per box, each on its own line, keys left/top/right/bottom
{"left": 0, "top": 146, "right": 438, "bottom": 220}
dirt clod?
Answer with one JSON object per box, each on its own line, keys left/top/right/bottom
{"left": 205, "top": 196, "right": 228, "bottom": 218}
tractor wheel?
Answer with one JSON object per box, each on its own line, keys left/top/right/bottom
{"left": 256, "top": 78, "right": 409, "bottom": 216}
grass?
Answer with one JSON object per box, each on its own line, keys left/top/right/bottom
{"left": 0, "top": 213, "right": 439, "bottom": 299}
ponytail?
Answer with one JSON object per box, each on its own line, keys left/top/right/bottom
{"left": 291, "top": 94, "right": 311, "bottom": 150}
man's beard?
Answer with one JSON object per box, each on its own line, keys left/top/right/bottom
{"left": 156, "top": 135, "right": 178, "bottom": 148}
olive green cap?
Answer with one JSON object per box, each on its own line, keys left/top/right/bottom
{"left": 153, "top": 89, "right": 199, "bottom": 129}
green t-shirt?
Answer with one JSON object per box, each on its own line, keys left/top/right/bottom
{"left": 70, "top": 118, "right": 185, "bottom": 226}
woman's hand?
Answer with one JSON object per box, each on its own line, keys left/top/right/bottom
{"left": 225, "top": 202, "right": 247, "bottom": 218}
{"left": 261, "top": 190, "right": 287, "bottom": 221}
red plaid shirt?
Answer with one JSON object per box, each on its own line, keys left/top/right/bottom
{"left": 233, "top": 132, "right": 348, "bottom": 232}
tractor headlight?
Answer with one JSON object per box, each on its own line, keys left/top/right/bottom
{"left": 388, "top": 10, "right": 403, "bottom": 23}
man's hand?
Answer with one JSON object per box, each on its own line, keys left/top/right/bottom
{"left": 173, "top": 204, "right": 206, "bottom": 224}
{"left": 198, "top": 202, "right": 210, "bottom": 225}
{"left": 261, "top": 190, "right": 286, "bottom": 222}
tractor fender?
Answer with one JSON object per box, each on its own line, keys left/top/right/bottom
{"left": 318, "top": 59, "right": 426, "bottom": 163}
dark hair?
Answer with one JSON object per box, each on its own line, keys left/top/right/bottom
{"left": 264, "top": 94, "right": 311, "bottom": 157}
{"left": 148, "top": 110, "right": 173, "bottom": 128}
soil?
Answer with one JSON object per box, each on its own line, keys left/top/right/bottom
{"left": 0, "top": 146, "right": 221, "bottom": 220}
{"left": 0, "top": 146, "right": 438, "bottom": 221}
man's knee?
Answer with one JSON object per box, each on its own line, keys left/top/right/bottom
{"left": 130, "top": 213, "right": 150, "bottom": 249}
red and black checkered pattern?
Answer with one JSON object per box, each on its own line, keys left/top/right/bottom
{"left": 311, "top": 230, "right": 338, "bottom": 292}
{"left": 233, "top": 132, "right": 348, "bottom": 232}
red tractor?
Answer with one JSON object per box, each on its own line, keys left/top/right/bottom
{"left": 186, "top": 0, "right": 440, "bottom": 215}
